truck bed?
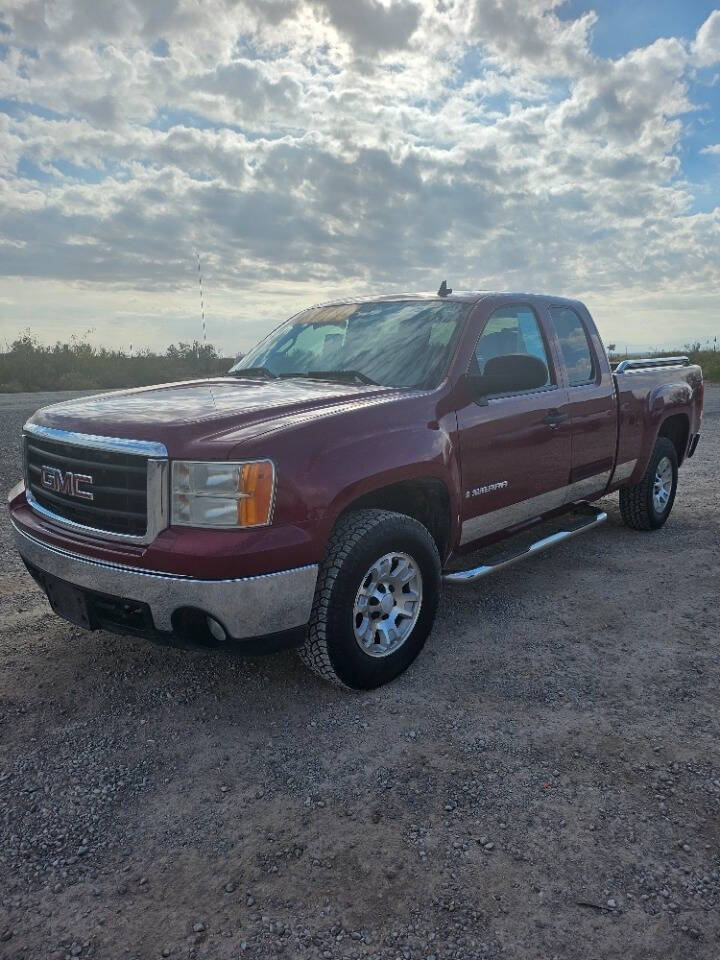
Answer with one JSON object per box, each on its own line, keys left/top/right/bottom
{"left": 611, "top": 357, "right": 703, "bottom": 489}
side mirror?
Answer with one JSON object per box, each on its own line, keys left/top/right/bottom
{"left": 469, "top": 353, "right": 549, "bottom": 400}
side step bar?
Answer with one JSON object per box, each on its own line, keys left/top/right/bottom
{"left": 443, "top": 505, "right": 607, "bottom": 585}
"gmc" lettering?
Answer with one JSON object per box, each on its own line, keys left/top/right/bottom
{"left": 40, "top": 465, "right": 94, "bottom": 501}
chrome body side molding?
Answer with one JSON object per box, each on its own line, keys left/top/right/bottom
{"left": 459, "top": 470, "right": 611, "bottom": 545}
{"left": 610, "top": 459, "right": 638, "bottom": 484}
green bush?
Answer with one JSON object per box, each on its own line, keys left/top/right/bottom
{"left": 689, "top": 351, "right": 720, "bottom": 383}
{"left": 0, "top": 334, "right": 238, "bottom": 393}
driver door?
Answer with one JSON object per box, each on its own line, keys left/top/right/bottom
{"left": 457, "top": 302, "right": 572, "bottom": 547}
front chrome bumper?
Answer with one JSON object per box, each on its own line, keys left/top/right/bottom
{"left": 12, "top": 522, "right": 318, "bottom": 640}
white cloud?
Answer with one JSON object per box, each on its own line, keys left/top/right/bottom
{"left": 692, "top": 9, "right": 720, "bottom": 67}
{"left": 312, "top": 0, "right": 423, "bottom": 53}
{"left": 469, "top": 0, "right": 597, "bottom": 76}
{"left": 0, "top": 0, "right": 718, "bottom": 353}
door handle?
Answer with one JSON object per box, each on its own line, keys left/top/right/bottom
{"left": 543, "top": 409, "right": 568, "bottom": 428}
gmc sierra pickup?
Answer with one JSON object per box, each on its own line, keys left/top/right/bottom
{"left": 8, "top": 291, "right": 703, "bottom": 688}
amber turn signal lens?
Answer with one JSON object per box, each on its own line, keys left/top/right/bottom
{"left": 238, "top": 460, "right": 274, "bottom": 526}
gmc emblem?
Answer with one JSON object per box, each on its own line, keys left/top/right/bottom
{"left": 40, "top": 465, "right": 94, "bottom": 502}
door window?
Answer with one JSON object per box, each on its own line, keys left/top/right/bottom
{"left": 472, "top": 305, "right": 554, "bottom": 391}
{"left": 550, "top": 306, "right": 595, "bottom": 386}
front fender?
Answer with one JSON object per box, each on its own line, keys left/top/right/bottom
{"left": 323, "top": 412, "right": 461, "bottom": 537}
{"left": 226, "top": 390, "right": 463, "bottom": 559}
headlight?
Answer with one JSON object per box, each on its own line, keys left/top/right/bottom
{"left": 171, "top": 460, "right": 275, "bottom": 528}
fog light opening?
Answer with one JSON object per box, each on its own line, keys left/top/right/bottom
{"left": 206, "top": 615, "right": 227, "bottom": 643}
{"left": 171, "top": 607, "right": 230, "bottom": 646}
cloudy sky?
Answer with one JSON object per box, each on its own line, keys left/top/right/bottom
{"left": 1, "top": 0, "right": 719, "bottom": 355}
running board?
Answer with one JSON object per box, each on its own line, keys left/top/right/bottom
{"left": 443, "top": 505, "right": 607, "bottom": 584}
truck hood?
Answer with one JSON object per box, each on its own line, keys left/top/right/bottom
{"left": 29, "top": 377, "right": 399, "bottom": 455}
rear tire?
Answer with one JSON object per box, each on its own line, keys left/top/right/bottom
{"left": 298, "top": 509, "right": 441, "bottom": 689}
{"left": 619, "top": 437, "right": 678, "bottom": 531}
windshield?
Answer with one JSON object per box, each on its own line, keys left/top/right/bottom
{"left": 230, "top": 299, "right": 470, "bottom": 389}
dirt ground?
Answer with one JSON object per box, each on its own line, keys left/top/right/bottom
{"left": 1, "top": 387, "right": 718, "bottom": 960}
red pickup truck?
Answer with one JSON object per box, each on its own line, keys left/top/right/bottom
{"left": 8, "top": 291, "right": 703, "bottom": 689}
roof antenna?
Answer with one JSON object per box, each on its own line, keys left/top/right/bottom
{"left": 437, "top": 280, "right": 452, "bottom": 297}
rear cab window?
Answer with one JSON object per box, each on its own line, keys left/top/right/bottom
{"left": 549, "top": 306, "right": 596, "bottom": 386}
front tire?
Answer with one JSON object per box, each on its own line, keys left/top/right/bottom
{"left": 299, "top": 509, "right": 441, "bottom": 689}
{"left": 619, "top": 437, "right": 678, "bottom": 531}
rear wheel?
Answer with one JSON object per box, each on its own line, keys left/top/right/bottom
{"left": 299, "top": 509, "right": 441, "bottom": 689}
{"left": 619, "top": 437, "right": 678, "bottom": 531}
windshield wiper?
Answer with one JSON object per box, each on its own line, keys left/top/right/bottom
{"left": 229, "top": 366, "right": 277, "bottom": 380}
{"left": 306, "top": 370, "right": 378, "bottom": 386}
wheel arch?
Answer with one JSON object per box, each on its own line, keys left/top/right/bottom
{"left": 335, "top": 477, "right": 453, "bottom": 561}
{"left": 657, "top": 412, "right": 690, "bottom": 467}
{"left": 623, "top": 387, "right": 695, "bottom": 486}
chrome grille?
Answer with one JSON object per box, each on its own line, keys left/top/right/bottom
{"left": 22, "top": 425, "right": 169, "bottom": 543}
{"left": 26, "top": 435, "right": 148, "bottom": 535}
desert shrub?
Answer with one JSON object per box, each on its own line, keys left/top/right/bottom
{"left": 690, "top": 350, "right": 720, "bottom": 383}
{"left": 0, "top": 333, "right": 237, "bottom": 392}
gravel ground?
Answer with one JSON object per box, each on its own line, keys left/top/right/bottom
{"left": 1, "top": 387, "right": 718, "bottom": 960}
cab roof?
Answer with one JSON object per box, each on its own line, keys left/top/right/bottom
{"left": 311, "top": 291, "right": 586, "bottom": 309}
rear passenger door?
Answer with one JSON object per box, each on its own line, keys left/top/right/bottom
{"left": 548, "top": 305, "right": 617, "bottom": 503}
{"left": 456, "top": 302, "right": 572, "bottom": 546}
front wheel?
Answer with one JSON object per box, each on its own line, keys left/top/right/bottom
{"left": 298, "top": 509, "right": 441, "bottom": 689}
{"left": 619, "top": 437, "right": 678, "bottom": 531}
